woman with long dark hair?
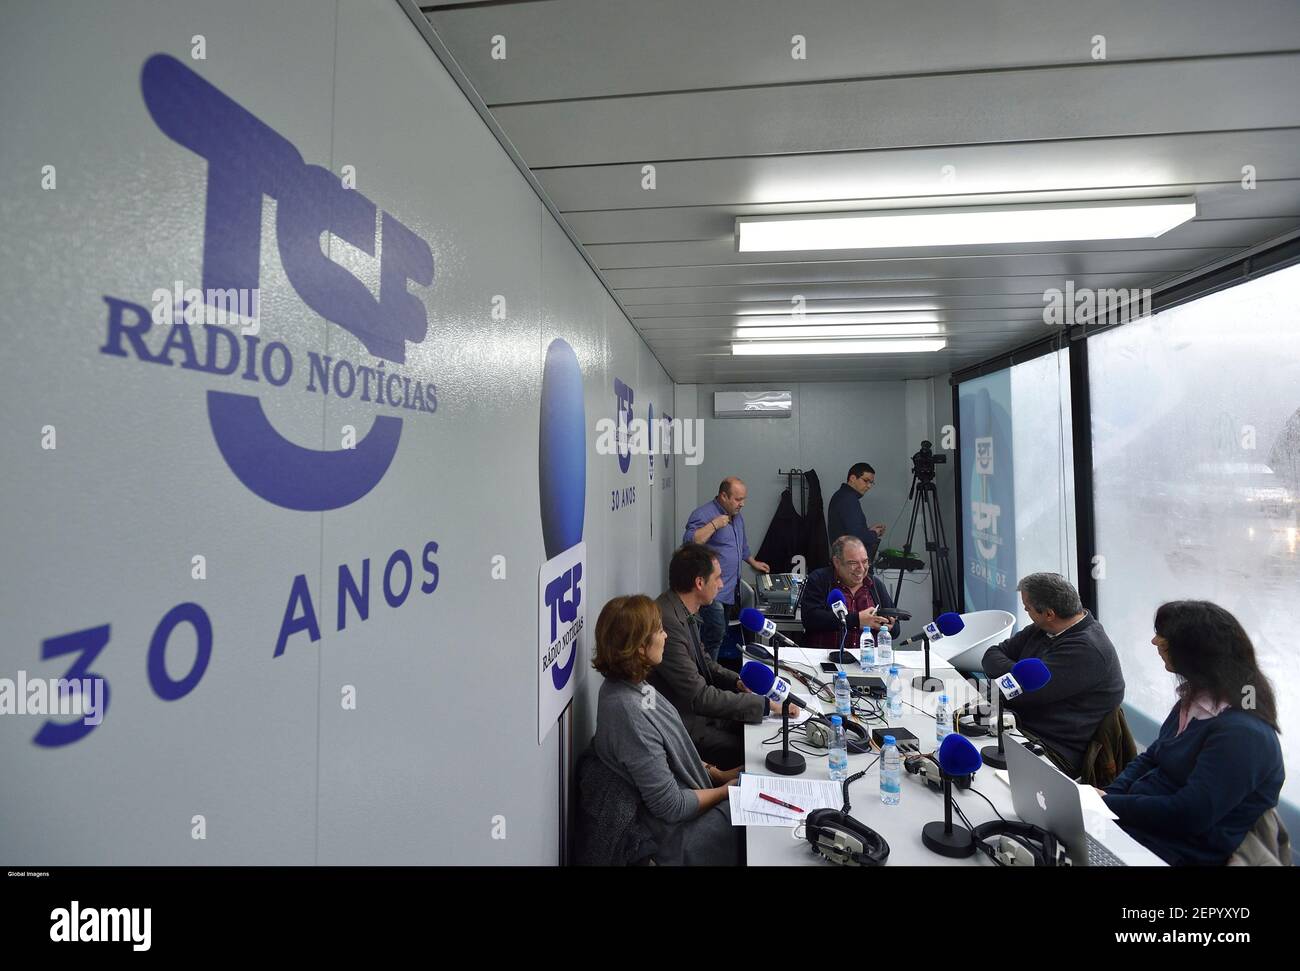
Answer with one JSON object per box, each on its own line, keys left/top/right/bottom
{"left": 1102, "top": 600, "right": 1284, "bottom": 865}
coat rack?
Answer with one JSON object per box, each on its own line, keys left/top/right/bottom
{"left": 777, "top": 468, "right": 807, "bottom": 517}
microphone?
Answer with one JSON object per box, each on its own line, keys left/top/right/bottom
{"left": 741, "top": 659, "right": 811, "bottom": 776}
{"left": 922, "top": 734, "right": 983, "bottom": 859}
{"left": 739, "top": 660, "right": 811, "bottom": 712}
{"left": 896, "top": 612, "right": 965, "bottom": 648}
{"left": 901, "top": 612, "right": 965, "bottom": 692}
{"left": 983, "top": 658, "right": 1052, "bottom": 769}
{"left": 938, "top": 732, "right": 983, "bottom": 775}
{"left": 827, "top": 589, "right": 849, "bottom": 624}
{"left": 825, "top": 590, "right": 853, "bottom": 664}
{"left": 738, "top": 607, "right": 800, "bottom": 649}
{"left": 994, "top": 657, "right": 1051, "bottom": 699}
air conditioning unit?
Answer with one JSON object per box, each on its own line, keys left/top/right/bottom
{"left": 713, "top": 390, "right": 793, "bottom": 418}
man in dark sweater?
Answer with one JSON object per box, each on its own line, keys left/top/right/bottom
{"left": 982, "top": 573, "right": 1126, "bottom": 776}
{"left": 826, "top": 463, "right": 886, "bottom": 559}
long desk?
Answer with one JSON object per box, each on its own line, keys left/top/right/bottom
{"left": 742, "top": 647, "right": 1163, "bottom": 866}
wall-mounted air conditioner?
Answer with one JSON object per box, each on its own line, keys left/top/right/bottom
{"left": 713, "top": 390, "right": 793, "bottom": 418}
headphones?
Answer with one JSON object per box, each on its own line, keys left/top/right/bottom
{"left": 805, "top": 716, "right": 872, "bottom": 754}
{"left": 801, "top": 808, "right": 890, "bottom": 866}
{"left": 968, "top": 820, "right": 1067, "bottom": 867}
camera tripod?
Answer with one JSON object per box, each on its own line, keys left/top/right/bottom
{"left": 889, "top": 471, "right": 959, "bottom": 619}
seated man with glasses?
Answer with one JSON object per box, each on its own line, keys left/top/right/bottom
{"left": 801, "top": 536, "right": 901, "bottom": 651}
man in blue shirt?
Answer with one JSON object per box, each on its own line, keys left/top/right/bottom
{"left": 826, "top": 462, "right": 886, "bottom": 558}
{"left": 683, "top": 477, "right": 770, "bottom": 660}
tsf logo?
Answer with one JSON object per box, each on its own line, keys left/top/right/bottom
{"left": 975, "top": 436, "right": 995, "bottom": 476}
{"left": 971, "top": 501, "right": 1003, "bottom": 560}
{"left": 613, "top": 377, "right": 634, "bottom": 474}
{"left": 545, "top": 565, "right": 583, "bottom": 644}
{"left": 543, "top": 561, "right": 583, "bottom": 688}
{"left": 128, "top": 54, "right": 436, "bottom": 511}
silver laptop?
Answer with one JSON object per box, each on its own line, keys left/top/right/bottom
{"left": 1004, "top": 738, "right": 1127, "bottom": 867}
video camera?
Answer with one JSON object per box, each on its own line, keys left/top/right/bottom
{"left": 911, "top": 440, "right": 947, "bottom": 483}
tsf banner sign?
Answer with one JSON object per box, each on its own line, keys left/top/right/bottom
{"left": 537, "top": 339, "right": 586, "bottom": 742}
{"left": 538, "top": 543, "right": 585, "bottom": 742}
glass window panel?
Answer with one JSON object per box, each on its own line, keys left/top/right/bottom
{"left": 1090, "top": 261, "right": 1300, "bottom": 808}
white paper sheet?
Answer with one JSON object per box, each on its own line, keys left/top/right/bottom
{"left": 728, "top": 773, "right": 846, "bottom": 827}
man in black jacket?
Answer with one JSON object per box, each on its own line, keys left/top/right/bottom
{"left": 801, "top": 536, "right": 901, "bottom": 651}
{"left": 650, "top": 544, "right": 799, "bottom": 768}
{"left": 826, "top": 463, "right": 886, "bottom": 559}
{"left": 982, "top": 573, "right": 1126, "bottom": 776}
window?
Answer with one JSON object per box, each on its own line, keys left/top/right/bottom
{"left": 959, "top": 349, "right": 1076, "bottom": 630}
{"left": 1090, "top": 262, "right": 1300, "bottom": 806}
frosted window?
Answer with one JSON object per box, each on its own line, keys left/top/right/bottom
{"left": 1011, "top": 349, "right": 1077, "bottom": 630}
{"left": 1090, "top": 261, "right": 1300, "bottom": 808}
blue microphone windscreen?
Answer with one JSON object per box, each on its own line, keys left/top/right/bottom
{"left": 738, "top": 607, "right": 767, "bottom": 633}
{"left": 1011, "top": 657, "right": 1051, "bottom": 692}
{"left": 937, "top": 732, "right": 983, "bottom": 776}
{"left": 740, "top": 660, "right": 776, "bottom": 694}
{"left": 935, "top": 612, "right": 965, "bottom": 636}
{"left": 827, "top": 589, "right": 847, "bottom": 605}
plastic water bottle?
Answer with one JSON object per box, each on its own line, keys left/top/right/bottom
{"left": 834, "top": 671, "right": 852, "bottom": 719}
{"left": 828, "top": 715, "right": 849, "bottom": 781}
{"left": 936, "top": 693, "right": 951, "bottom": 744}
{"left": 858, "top": 628, "right": 876, "bottom": 669}
{"left": 880, "top": 735, "right": 902, "bottom": 805}
{"left": 887, "top": 665, "right": 903, "bottom": 719}
{"left": 876, "top": 625, "right": 893, "bottom": 670}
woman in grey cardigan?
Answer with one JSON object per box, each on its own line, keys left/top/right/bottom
{"left": 592, "top": 594, "right": 744, "bottom": 866}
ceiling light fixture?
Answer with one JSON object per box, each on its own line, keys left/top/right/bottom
{"left": 732, "top": 339, "right": 947, "bottom": 356}
{"left": 734, "top": 323, "right": 942, "bottom": 339}
{"left": 734, "top": 312, "right": 941, "bottom": 325}
{"left": 735, "top": 197, "right": 1197, "bottom": 252}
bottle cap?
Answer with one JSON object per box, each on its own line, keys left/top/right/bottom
{"left": 883, "top": 735, "right": 896, "bottom": 746}
{"left": 831, "top": 715, "right": 843, "bottom": 726}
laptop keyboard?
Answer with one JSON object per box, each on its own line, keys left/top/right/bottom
{"left": 1085, "top": 834, "right": 1125, "bottom": 867}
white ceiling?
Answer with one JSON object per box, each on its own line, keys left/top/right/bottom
{"left": 422, "top": 0, "right": 1300, "bottom": 383}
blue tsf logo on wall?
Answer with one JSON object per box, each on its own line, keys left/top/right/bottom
{"left": 538, "top": 339, "right": 586, "bottom": 743}
{"left": 98, "top": 54, "right": 438, "bottom": 512}
{"left": 614, "top": 377, "right": 634, "bottom": 474}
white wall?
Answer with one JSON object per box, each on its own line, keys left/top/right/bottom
{"left": 0, "top": 0, "right": 670, "bottom": 865}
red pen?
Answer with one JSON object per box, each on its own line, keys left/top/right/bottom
{"left": 759, "top": 792, "right": 804, "bottom": 814}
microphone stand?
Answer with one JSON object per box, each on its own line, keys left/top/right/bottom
{"left": 981, "top": 688, "right": 1009, "bottom": 769}
{"left": 764, "top": 640, "right": 806, "bottom": 775}
{"left": 830, "top": 614, "right": 850, "bottom": 665}
{"left": 911, "top": 631, "right": 944, "bottom": 693}
{"left": 921, "top": 770, "right": 975, "bottom": 858}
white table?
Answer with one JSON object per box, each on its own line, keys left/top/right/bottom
{"left": 741, "top": 647, "right": 1162, "bottom": 866}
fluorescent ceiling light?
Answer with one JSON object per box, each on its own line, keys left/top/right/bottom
{"left": 732, "top": 339, "right": 947, "bottom": 356}
{"left": 736, "top": 312, "right": 941, "bottom": 325}
{"left": 734, "top": 306, "right": 940, "bottom": 318}
{"left": 735, "top": 198, "right": 1197, "bottom": 251}
{"left": 734, "top": 323, "right": 942, "bottom": 339}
